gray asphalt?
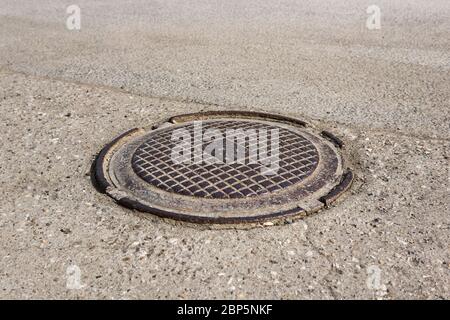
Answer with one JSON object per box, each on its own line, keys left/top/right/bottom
{"left": 0, "top": 0, "right": 449, "bottom": 299}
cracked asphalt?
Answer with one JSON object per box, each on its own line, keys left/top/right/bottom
{"left": 0, "top": 1, "right": 449, "bottom": 299}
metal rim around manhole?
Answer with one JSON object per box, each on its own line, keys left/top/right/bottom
{"left": 93, "top": 111, "right": 353, "bottom": 224}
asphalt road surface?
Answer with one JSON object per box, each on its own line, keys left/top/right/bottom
{"left": 0, "top": 0, "right": 449, "bottom": 299}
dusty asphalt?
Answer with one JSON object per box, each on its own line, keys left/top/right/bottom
{"left": 0, "top": 1, "right": 449, "bottom": 299}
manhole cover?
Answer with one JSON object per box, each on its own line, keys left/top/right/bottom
{"left": 93, "top": 111, "right": 353, "bottom": 224}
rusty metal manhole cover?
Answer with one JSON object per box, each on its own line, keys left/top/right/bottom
{"left": 93, "top": 111, "right": 353, "bottom": 224}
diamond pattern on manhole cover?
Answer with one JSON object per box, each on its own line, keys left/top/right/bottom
{"left": 131, "top": 120, "right": 319, "bottom": 199}
{"left": 92, "top": 111, "right": 353, "bottom": 225}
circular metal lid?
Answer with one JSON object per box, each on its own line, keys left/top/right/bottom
{"left": 93, "top": 111, "right": 353, "bottom": 224}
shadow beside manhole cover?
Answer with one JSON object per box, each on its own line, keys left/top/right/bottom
{"left": 93, "top": 111, "right": 353, "bottom": 224}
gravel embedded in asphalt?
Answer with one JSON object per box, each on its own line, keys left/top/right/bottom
{"left": 0, "top": 0, "right": 448, "bottom": 299}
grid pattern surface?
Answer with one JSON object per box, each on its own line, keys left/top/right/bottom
{"left": 131, "top": 121, "right": 319, "bottom": 199}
